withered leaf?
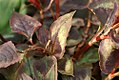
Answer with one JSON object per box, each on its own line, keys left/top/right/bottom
{"left": 49, "top": 11, "right": 76, "bottom": 59}
{"left": 10, "top": 12, "right": 41, "bottom": 40}
{"left": 33, "top": 56, "right": 57, "bottom": 80}
{"left": 98, "top": 39, "right": 119, "bottom": 73}
{"left": 0, "top": 41, "right": 20, "bottom": 68}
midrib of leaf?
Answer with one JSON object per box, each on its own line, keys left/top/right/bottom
{"left": 51, "top": 16, "right": 72, "bottom": 54}
{"left": 7, "top": 44, "right": 17, "bottom": 59}
{"left": 16, "top": 15, "right": 29, "bottom": 38}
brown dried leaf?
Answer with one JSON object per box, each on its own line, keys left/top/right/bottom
{"left": 10, "top": 12, "right": 41, "bottom": 40}
{"left": 0, "top": 41, "right": 20, "bottom": 68}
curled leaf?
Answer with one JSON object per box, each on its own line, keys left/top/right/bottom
{"left": 49, "top": 11, "right": 76, "bottom": 59}
{"left": 0, "top": 41, "right": 20, "bottom": 68}
{"left": 10, "top": 12, "right": 41, "bottom": 40}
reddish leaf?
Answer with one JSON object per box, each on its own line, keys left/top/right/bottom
{"left": 93, "top": 8, "right": 113, "bottom": 25}
{"left": 10, "top": 12, "right": 41, "bottom": 40}
{"left": 98, "top": 39, "right": 119, "bottom": 73}
{"left": 49, "top": 11, "right": 75, "bottom": 59}
{"left": 37, "top": 27, "right": 49, "bottom": 46}
{"left": 0, "top": 41, "right": 20, "bottom": 68}
{"left": 17, "top": 73, "right": 33, "bottom": 80}
{"left": 60, "top": 0, "right": 90, "bottom": 12}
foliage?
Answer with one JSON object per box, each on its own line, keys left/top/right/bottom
{"left": 1, "top": 0, "right": 119, "bottom": 80}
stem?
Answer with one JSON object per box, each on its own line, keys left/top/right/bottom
{"left": 73, "top": 25, "right": 108, "bottom": 61}
{"left": 43, "top": 0, "right": 54, "bottom": 12}
{"left": 50, "top": 7, "right": 56, "bottom": 20}
{"left": 0, "top": 34, "right": 7, "bottom": 42}
{"left": 39, "top": 8, "right": 44, "bottom": 24}
{"left": 105, "top": 71, "right": 119, "bottom": 80}
{"left": 55, "top": 0, "right": 60, "bottom": 19}
{"left": 73, "top": 43, "right": 90, "bottom": 61}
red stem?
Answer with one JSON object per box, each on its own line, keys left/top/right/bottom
{"left": 55, "top": 0, "right": 60, "bottom": 19}
{"left": 73, "top": 43, "right": 90, "bottom": 61}
{"left": 73, "top": 35, "right": 109, "bottom": 61}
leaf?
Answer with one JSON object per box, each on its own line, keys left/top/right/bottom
{"left": 98, "top": 39, "right": 119, "bottom": 73}
{"left": 109, "top": 4, "right": 119, "bottom": 44}
{"left": 61, "top": 63, "right": 92, "bottom": 80}
{"left": 49, "top": 11, "right": 75, "bottom": 59}
{"left": 17, "top": 73, "right": 33, "bottom": 80}
{"left": 37, "top": 27, "right": 49, "bottom": 46}
{"left": 89, "top": 0, "right": 117, "bottom": 25}
{"left": 67, "top": 27, "right": 81, "bottom": 47}
{"left": 89, "top": 0, "right": 114, "bottom": 9}
{"left": 58, "top": 58, "right": 73, "bottom": 76}
{"left": 93, "top": 8, "right": 113, "bottom": 25}
{"left": 0, "top": 41, "right": 20, "bottom": 68}
{"left": 59, "top": 0, "right": 90, "bottom": 12}
{"left": 10, "top": 12, "right": 41, "bottom": 40}
{"left": 33, "top": 56, "right": 57, "bottom": 80}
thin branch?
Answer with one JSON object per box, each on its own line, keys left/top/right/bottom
{"left": 43, "top": 0, "right": 54, "bottom": 12}
{"left": 55, "top": 0, "right": 60, "bottom": 19}
{"left": 105, "top": 71, "right": 119, "bottom": 80}
{"left": 0, "top": 34, "right": 7, "bottom": 42}
{"left": 72, "top": 25, "right": 108, "bottom": 61}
